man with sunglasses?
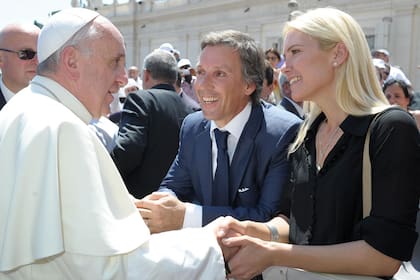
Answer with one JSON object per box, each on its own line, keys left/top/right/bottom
{"left": 0, "top": 23, "right": 39, "bottom": 110}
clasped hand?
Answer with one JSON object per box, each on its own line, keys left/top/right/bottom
{"left": 215, "top": 216, "right": 275, "bottom": 280}
{"left": 135, "top": 192, "right": 186, "bottom": 233}
{"left": 136, "top": 195, "right": 273, "bottom": 279}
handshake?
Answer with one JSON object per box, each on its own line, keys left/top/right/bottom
{"left": 212, "top": 216, "right": 280, "bottom": 280}
{"left": 136, "top": 192, "right": 285, "bottom": 280}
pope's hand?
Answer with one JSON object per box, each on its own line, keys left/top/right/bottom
{"left": 213, "top": 216, "right": 246, "bottom": 262}
{"left": 136, "top": 192, "right": 186, "bottom": 233}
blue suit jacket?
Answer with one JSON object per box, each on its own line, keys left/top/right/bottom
{"left": 160, "top": 102, "right": 302, "bottom": 225}
{"left": 279, "top": 97, "right": 304, "bottom": 119}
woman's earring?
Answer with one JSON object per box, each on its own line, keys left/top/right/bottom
{"left": 333, "top": 61, "right": 338, "bottom": 67}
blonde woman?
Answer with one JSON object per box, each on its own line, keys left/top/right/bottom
{"left": 217, "top": 7, "right": 420, "bottom": 280}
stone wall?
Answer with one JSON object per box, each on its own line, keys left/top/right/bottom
{"left": 91, "top": 0, "right": 420, "bottom": 89}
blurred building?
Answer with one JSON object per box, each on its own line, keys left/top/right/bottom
{"left": 74, "top": 0, "right": 420, "bottom": 90}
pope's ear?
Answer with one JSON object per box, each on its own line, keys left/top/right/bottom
{"left": 60, "top": 46, "right": 80, "bottom": 80}
{"left": 0, "top": 53, "right": 4, "bottom": 67}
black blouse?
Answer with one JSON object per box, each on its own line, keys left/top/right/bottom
{"left": 279, "top": 108, "right": 420, "bottom": 261}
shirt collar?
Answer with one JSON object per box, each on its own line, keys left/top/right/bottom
{"left": 309, "top": 112, "right": 374, "bottom": 138}
{"left": 210, "top": 101, "right": 252, "bottom": 139}
{"left": 151, "top": 83, "right": 176, "bottom": 92}
{"left": 283, "top": 96, "right": 305, "bottom": 118}
{"left": 30, "top": 75, "right": 92, "bottom": 124}
{"left": 341, "top": 114, "right": 373, "bottom": 136}
{"left": 0, "top": 77, "right": 17, "bottom": 102}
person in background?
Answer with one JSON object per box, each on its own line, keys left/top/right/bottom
{"left": 111, "top": 50, "right": 193, "bottom": 199}
{"left": 174, "top": 69, "right": 200, "bottom": 112}
{"left": 216, "top": 7, "right": 419, "bottom": 280}
{"left": 372, "top": 57, "right": 387, "bottom": 86}
{"left": 159, "top": 42, "right": 180, "bottom": 61}
{"left": 278, "top": 73, "right": 305, "bottom": 119}
{"left": 120, "top": 78, "right": 140, "bottom": 103}
{"left": 260, "top": 59, "right": 277, "bottom": 105}
{"left": 264, "top": 48, "right": 282, "bottom": 103}
{"left": 383, "top": 78, "right": 420, "bottom": 130}
{"left": 109, "top": 89, "right": 123, "bottom": 116}
{"left": 372, "top": 48, "right": 412, "bottom": 86}
{"left": 127, "top": 65, "right": 143, "bottom": 89}
{"left": 88, "top": 95, "right": 119, "bottom": 153}
{"left": 178, "top": 57, "right": 199, "bottom": 103}
{"left": 265, "top": 48, "right": 282, "bottom": 69}
{"left": 108, "top": 78, "right": 139, "bottom": 124}
{"left": 137, "top": 29, "right": 301, "bottom": 234}
{"left": 88, "top": 115, "right": 119, "bottom": 153}
{"left": 173, "top": 50, "right": 181, "bottom": 62}
{"left": 0, "top": 8, "right": 227, "bottom": 279}
{"left": 0, "top": 23, "right": 40, "bottom": 110}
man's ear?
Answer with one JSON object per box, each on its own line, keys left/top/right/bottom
{"left": 245, "top": 82, "right": 256, "bottom": 96}
{"left": 268, "top": 83, "right": 274, "bottom": 93}
{"left": 60, "top": 46, "right": 80, "bottom": 80}
{"left": 143, "top": 69, "right": 152, "bottom": 82}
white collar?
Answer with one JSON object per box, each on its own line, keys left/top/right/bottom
{"left": 210, "top": 101, "right": 252, "bottom": 139}
{"left": 0, "top": 77, "right": 17, "bottom": 102}
{"left": 30, "top": 75, "right": 92, "bottom": 124}
{"left": 283, "top": 96, "right": 305, "bottom": 118}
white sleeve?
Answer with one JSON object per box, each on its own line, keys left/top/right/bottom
{"left": 3, "top": 227, "right": 225, "bottom": 279}
{"left": 128, "top": 227, "right": 226, "bottom": 280}
{"left": 182, "top": 202, "right": 203, "bottom": 228}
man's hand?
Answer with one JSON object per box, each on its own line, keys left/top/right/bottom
{"left": 136, "top": 192, "right": 186, "bottom": 233}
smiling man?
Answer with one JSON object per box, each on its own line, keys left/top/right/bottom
{"left": 0, "top": 23, "right": 40, "bottom": 110}
{"left": 137, "top": 30, "right": 302, "bottom": 233}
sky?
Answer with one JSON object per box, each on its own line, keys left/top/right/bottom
{"left": 0, "top": 0, "right": 73, "bottom": 30}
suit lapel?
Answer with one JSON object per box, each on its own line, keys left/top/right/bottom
{"left": 229, "top": 104, "right": 263, "bottom": 203}
{"left": 0, "top": 89, "right": 6, "bottom": 110}
{"left": 281, "top": 98, "right": 302, "bottom": 119}
{"left": 194, "top": 120, "right": 214, "bottom": 205}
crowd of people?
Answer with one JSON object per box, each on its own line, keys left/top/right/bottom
{"left": 0, "top": 5, "right": 419, "bottom": 280}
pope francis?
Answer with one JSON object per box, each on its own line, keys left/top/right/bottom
{"left": 0, "top": 8, "right": 225, "bottom": 280}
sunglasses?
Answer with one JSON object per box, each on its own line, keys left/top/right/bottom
{"left": 0, "top": 48, "right": 37, "bottom": 60}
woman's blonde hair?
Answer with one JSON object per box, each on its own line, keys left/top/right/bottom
{"left": 284, "top": 7, "right": 389, "bottom": 154}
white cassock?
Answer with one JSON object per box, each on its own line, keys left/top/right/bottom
{"left": 0, "top": 76, "right": 225, "bottom": 280}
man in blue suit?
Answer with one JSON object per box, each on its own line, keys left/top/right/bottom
{"left": 278, "top": 73, "right": 305, "bottom": 119}
{"left": 137, "top": 30, "right": 302, "bottom": 233}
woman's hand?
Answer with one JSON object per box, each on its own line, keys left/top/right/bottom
{"left": 222, "top": 235, "right": 276, "bottom": 280}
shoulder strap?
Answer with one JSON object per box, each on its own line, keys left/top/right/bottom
{"left": 362, "top": 120, "right": 374, "bottom": 218}
{"left": 362, "top": 108, "right": 395, "bottom": 218}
